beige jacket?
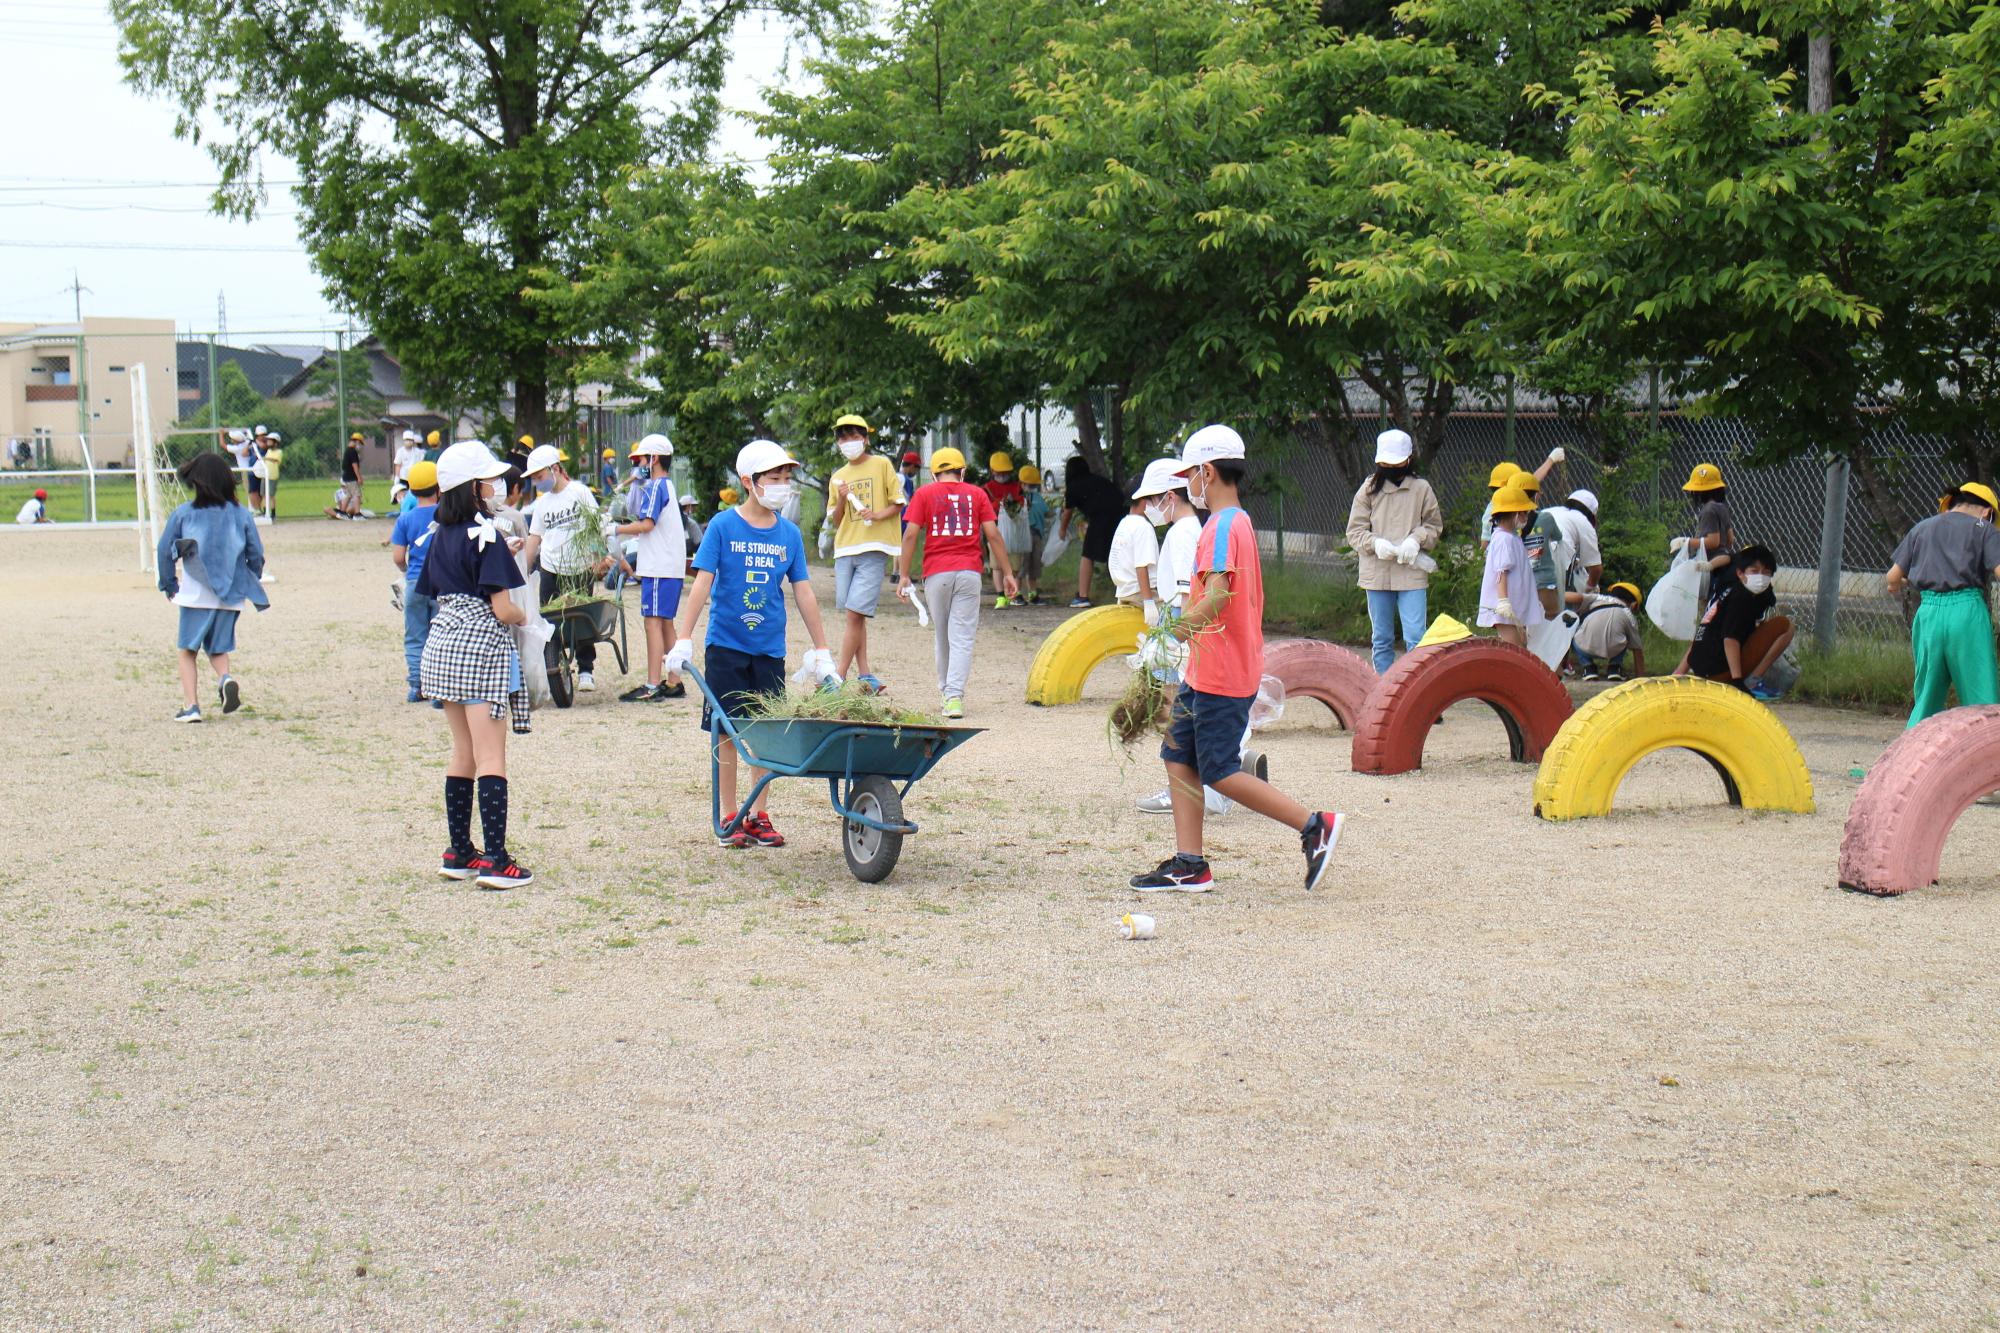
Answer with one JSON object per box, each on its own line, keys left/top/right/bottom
{"left": 1346, "top": 476, "right": 1444, "bottom": 591}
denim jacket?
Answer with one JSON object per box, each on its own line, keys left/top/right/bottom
{"left": 157, "top": 502, "right": 269, "bottom": 609}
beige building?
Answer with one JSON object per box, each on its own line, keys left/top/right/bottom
{"left": 0, "top": 317, "right": 178, "bottom": 466}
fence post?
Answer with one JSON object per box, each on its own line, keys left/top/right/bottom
{"left": 1504, "top": 374, "right": 1516, "bottom": 457}
{"left": 1276, "top": 489, "right": 1286, "bottom": 572}
{"left": 335, "top": 327, "right": 349, "bottom": 448}
{"left": 1814, "top": 454, "right": 1850, "bottom": 653}
{"left": 207, "top": 333, "right": 219, "bottom": 441}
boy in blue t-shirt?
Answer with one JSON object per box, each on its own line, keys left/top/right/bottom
{"left": 390, "top": 460, "right": 442, "bottom": 703}
{"left": 665, "top": 439, "right": 838, "bottom": 849}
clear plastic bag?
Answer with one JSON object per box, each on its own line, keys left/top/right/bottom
{"left": 1248, "top": 674, "right": 1286, "bottom": 731}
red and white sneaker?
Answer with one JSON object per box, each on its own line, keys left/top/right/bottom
{"left": 1301, "top": 811, "right": 1346, "bottom": 891}
{"left": 718, "top": 813, "right": 752, "bottom": 848}
{"left": 743, "top": 812, "right": 786, "bottom": 848}
{"left": 475, "top": 855, "right": 534, "bottom": 890}
{"left": 439, "top": 847, "right": 484, "bottom": 881}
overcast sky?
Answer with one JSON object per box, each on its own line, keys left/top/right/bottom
{"left": 0, "top": 0, "right": 809, "bottom": 343}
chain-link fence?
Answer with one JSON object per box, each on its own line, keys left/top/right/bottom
{"left": 1238, "top": 398, "right": 1975, "bottom": 645}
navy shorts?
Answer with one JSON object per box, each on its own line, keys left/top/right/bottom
{"left": 700, "top": 644, "right": 785, "bottom": 735}
{"left": 1159, "top": 687, "right": 1254, "bottom": 787}
{"left": 640, "top": 576, "right": 682, "bottom": 619}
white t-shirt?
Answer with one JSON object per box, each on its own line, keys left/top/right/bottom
{"left": 1549, "top": 505, "right": 1601, "bottom": 590}
{"left": 631, "top": 475, "right": 687, "bottom": 579}
{"left": 1156, "top": 513, "right": 1202, "bottom": 610}
{"left": 393, "top": 443, "right": 423, "bottom": 480}
{"left": 1108, "top": 512, "right": 1160, "bottom": 602}
{"left": 15, "top": 498, "right": 44, "bottom": 525}
{"left": 172, "top": 555, "right": 245, "bottom": 612}
{"left": 527, "top": 480, "right": 602, "bottom": 576}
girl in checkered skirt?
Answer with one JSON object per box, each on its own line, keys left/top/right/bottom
{"left": 415, "top": 442, "right": 535, "bottom": 890}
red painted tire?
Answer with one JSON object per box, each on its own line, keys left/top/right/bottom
{"left": 1350, "top": 638, "right": 1574, "bottom": 776}
{"left": 1838, "top": 705, "right": 2000, "bottom": 896}
{"left": 1262, "top": 638, "right": 1375, "bottom": 730}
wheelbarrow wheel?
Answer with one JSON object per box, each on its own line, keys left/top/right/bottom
{"left": 842, "top": 775, "right": 904, "bottom": 884}
{"left": 546, "top": 640, "right": 574, "bottom": 709}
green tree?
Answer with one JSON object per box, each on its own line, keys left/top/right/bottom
{"left": 305, "top": 345, "right": 388, "bottom": 437}
{"left": 114, "top": 0, "right": 844, "bottom": 440}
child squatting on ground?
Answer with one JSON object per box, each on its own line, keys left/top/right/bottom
{"left": 1129, "top": 425, "right": 1346, "bottom": 894}
{"left": 1570, "top": 582, "right": 1648, "bottom": 680}
{"left": 609, "top": 433, "right": 689, "bottom": 703}
{"left": 415, "top": 442, "right": 535, "bottom": 891}
{"left": 828, "top": 413, "right": 905, "bottom": 692}
{"left": 1679, "top": 543, "right": 1794, "bottom": 699}
{"left": 897, "top": 447, "right": 1019, "bottom": 719}
{"left": 157, "top": 452, "right": 267, "bottom": 723}
{"left": 1478, "top": 483, "right": 1544, "bottom": 647}
{"left": 1887, "top": 482, "right": 2000, "bottom": 727}
{"left": 664, "top": 439, "right": 840, "bottom": 849}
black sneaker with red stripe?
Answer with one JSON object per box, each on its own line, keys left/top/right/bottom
{"left": 1301, "top": 811, "right": 1346, "bottom": 891}
{"left": 475, "top": 855, "right": 534, "bottom": 890}
{"left": 439, "top": 848, "right": 484, "bottom": 881}
{"left": 1129, "top": 855, "right": 1215, "bottom": 893}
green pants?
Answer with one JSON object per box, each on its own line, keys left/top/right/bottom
{"left": 1909, "top": 587, "right": 1999, "bottom": 727}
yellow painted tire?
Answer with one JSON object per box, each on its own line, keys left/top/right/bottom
{"left": 1531, "top": 676, "right": 1815, "bottom": 821}
{"left": 1025, "top": 604, "right": 1146, "bottom": 706}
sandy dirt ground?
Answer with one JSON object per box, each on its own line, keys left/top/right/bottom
{"left": 4, "top": 520, "right": 2000, "bottom": 1331}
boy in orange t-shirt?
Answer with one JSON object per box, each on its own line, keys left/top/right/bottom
{"left": 1131, "top": 425, "right": 1347, "bottom": 894}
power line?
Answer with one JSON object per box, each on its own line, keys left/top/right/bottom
{"left": 0, "top": 179, "right": 303, "bottom": 193}
{"left": 0, "top": 201, "right": 299, "bottom": 215}
{"left": 0, "top": 239, "right": 304, "bottom": 253}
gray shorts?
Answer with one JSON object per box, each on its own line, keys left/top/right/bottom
{"left": 835, "top": 552, "right": 890, "bottom": 617}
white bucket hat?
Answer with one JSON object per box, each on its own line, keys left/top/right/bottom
{"left": 735, "top": 438, "right": 798, "bottom": 478}
{"left": 1172, "top": 424, "right": 1246, "bottom": 474}
{"left": 1375, "top": 428, "right": 1414, "bottom": 466}
{"left": 1131, "top": 456, "right": 1190, "bottom": 499}
{"left": 435, "top": 441, "right": 510, "bottom": 492}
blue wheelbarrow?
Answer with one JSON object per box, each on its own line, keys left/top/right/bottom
{"left": 687, "top": 666, "right": 983, "bottom": 882}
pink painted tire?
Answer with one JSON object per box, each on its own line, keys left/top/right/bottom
{"left": 1350, "top": 638, "right": 1574, "bottom": 776}
{"left": 1262, "top": 638, "right": 1375, "bottom": 731}
{"left": 1838, "top": 705, "right": 2000, "bottom": 896}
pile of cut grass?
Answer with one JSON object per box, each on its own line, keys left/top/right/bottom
{"left": 743, "top": 682, "right": 945, "bottom": 727}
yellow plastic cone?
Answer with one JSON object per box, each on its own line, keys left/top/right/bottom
{"left": 1416, "top": 614, "right": 1474, "bottom": 649}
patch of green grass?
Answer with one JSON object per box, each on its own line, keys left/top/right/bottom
{"left": 1261, "top": 568, "right": 1372, "bottom": 644}
{"left": 1792, "top": 637, "right": 1914, "bottom": 712}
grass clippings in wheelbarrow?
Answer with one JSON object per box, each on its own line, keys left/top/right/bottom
{"left": 745, "top": 682, "right": 946, "bottom": 728}
{"left": 542, "top": 589, "right": 613, "bottom": 615}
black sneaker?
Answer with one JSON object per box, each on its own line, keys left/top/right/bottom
{"left": 1301, "top": 811, "right": 1346, "bottom": 892}
{"left": 439, "top": 847, "right": 484, "bottom": 881}
{"left": 1605, "top": 670, "right": 1627, "bottom": 682}
{"left": 1582, "top": 670, "right": 1603, "bottom": 681}
{"left": 655, "top": 681, "right": 686, "bottom": 699}
{"left": 1129, "top": 855, "right": 1215, "bottom": 893}
{"left": 219, "top": 674, "right": 242, "bottom": 714}
{"left": 619, "top": 684, "right": 657, "bottom": 702}
{"left": 475, "top": 856, "right": 534, "bottom": 890}
{"left": 1246, "top": 748, "right": 1270, "bottom": 783}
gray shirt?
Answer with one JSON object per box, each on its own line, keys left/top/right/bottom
{"left": 1891, "top": 511, "right": 2000, "bottom": 591}
{"left": 1695, "top": 498, "right": 1736, "bottom": 558}
{"left": 1571, "top": 592, "right": 1641, "bottom": 659}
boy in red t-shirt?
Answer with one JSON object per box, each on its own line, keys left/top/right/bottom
{"left": 897, "top": 447, "right": 1019, "bottom": 719}
{"left": 1133, "top": 425, "right": 1346, "bottom": 893}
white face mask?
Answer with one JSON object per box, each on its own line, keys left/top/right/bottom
{"left": 1143, "top": 500, "right": 1168, "bottom": 527}
{"left": 756, "top": 479, "right": 794, "bottom": 509}
{"left": 1742, "top": 572, "right": 1772, "bottom": 595}
{"left": 837, "top": 438, "right": 865, "bottom": 461}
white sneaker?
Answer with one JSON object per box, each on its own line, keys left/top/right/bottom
{"left": 1136, "top": 789, "right": 1172, "bottom": 814}
{"left": 578, "top": 672, "right": 596, "bottom": 692}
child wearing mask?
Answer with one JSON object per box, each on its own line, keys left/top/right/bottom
{"left": 1888, "top": 483, "right": 2000, "bottom": 725}
{"left": 664, "top": 440, "right": 840, "bottom": 848}
{"left": 416, "top": 441, "right": 534, "bottom": 889}
{"left": 1478, "top": 484, "right": 1543, "bottom": 647}
{"left": 610, "top": 434, "right": 688, "bottom": 702}
{"left": 1019, "top": 464, "right": 1050, "bottom": 603}
{"left": 1108, "top": 476, "right": 1162, "bottom": 625}
{"left": 1681, "top": 544, "right": 1793, "bottom": 698}
{"left": 1345, "top": 429, "right": 1443, "bottom": 673}
{"left": 829, "top": 414, "right": 904, "bottom": 691}
{"left": 1480, "top": 448, "right": 1563, "bottom": 550}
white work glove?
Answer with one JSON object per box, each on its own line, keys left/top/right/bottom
{"left": 1143, "top": 598, "right": 1160, "bottom": 628}
{"left": 1373, "top": 536, "right": 1398, "bottom": 561}
{"left": 1397, "top": 535, "right": 1421, "bottom": 565}
{"left": 1694, "top": 556, "right": 1716, "bottom": 573}
{"left": 1496, "top": 597, "right": 1517, "bottom": 624}
{"left": 600, "top": 517, "right": 620, "bottom": 541}
{"left": 663, "top": 639, "right": 694, "bottom": 679}
{"left": 795, "top": 646, "right": 838, "bottom": 689}
{"left": 1136, "top": 633, "right": 1176, "bottom": 673}
{"left": 1546, "top": 447, "right": 1566, "bottom": 465}
{"left": 1671, "top": 535, "right": 1692, "bottom": 555}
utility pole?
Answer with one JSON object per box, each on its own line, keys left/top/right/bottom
{"left": 65, "top": 270, "right": 91, "bottom": 459}
{"left": 335, "top": 324, "right": 350, "bottom": 450}
{"left": 1808, "top": 32, "right": 1848, "bottom": 653}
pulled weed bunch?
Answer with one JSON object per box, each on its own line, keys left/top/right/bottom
{"left": 745, "top": 682, "right": 945, "bottom": 728}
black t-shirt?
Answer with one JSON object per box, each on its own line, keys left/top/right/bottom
{"left": 1687, "top": 581, "right": 1776, "bottom": 678}
{"left": 414, "top": 520, "right": 527, "bottom": 599}
{"left": 342, "top": 445, "right": 362, "bottom": 482}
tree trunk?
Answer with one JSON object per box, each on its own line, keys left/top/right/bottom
{"left": 1107, "top": 384, "right": 1128, "bottom": 490}
{"left": 1072, "top": 394, "right": 1108, "bottom": 477}
{"left": 1849, "top": 439, "right": 1913, "bottom": 547}
{"left": 515, "top": 374, "right": 549, "bottom": 446}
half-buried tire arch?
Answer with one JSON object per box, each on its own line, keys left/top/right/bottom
{"left": 1839, "top": 705, "right": 2000, "bottom": 896}
{"left": 1025, "top": 604, "right": 1146, "bottom": 706}
{"left": 1349, "top": 638, "right": 1573, "bottom": 776}
{"left": 1262, "top": 638, "right": 1375, "bottom": 730}
{"left": 1532, "top": 675, "right": 1815, "bottom": 821}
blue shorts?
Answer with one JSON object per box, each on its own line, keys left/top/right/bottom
{"left": 177, "top": 607, "right": 240, "bottom": 655}
{"left": 640, "top": 576, "right": 683, "bottom": 619}
{"left": 1159, "top": 687, "right": 1254, "bottom": 787}
{"left": 835, "top": 552, "right": 889, "bottom": 617}
{"left": 699, "top": 644, "right": 785, "bottom": 735}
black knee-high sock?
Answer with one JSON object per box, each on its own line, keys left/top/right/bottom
{"left": 445, "top": 775, "right": 475, "bottom": 853}
{"left": 477, "top": 776, "right": 509, "bottom": 859}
